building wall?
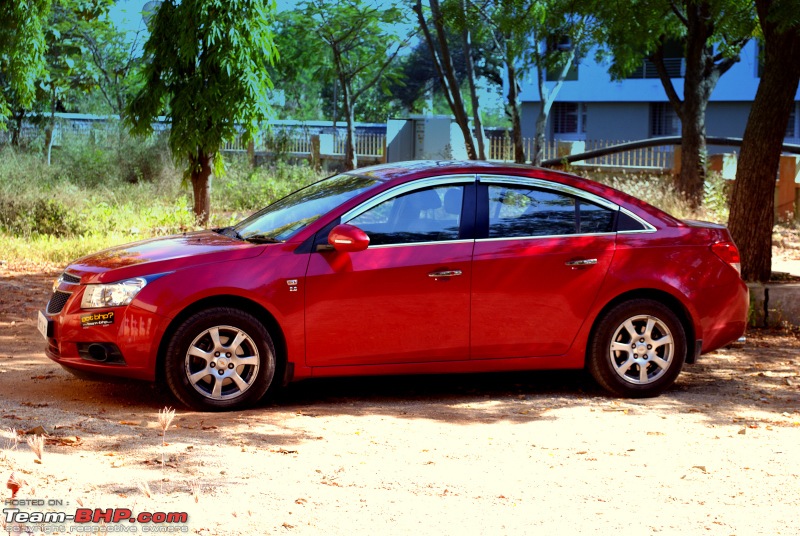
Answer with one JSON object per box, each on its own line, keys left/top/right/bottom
{"left": 519, "top": 100, "right": 789, "bottom": 147}
{"left": 518, "top": 42, "right": 800, "bottom": 104}
{"left": 516, "top": 40, "right": 800, "bottom": 147}
{"left": 706, "top": 103, "right": 752, "bottom": 138}
{"left": 585, "top": 103, "right": 650, "bottom": 141}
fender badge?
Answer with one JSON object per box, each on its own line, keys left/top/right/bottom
{"left": 286, "top": 279, "right": 298, "bottom": 292}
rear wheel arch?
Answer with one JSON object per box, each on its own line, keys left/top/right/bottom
{"left": 587, "top": 288, "right": 696, "bottom": 365}
{"left": 156, "top": 295, "right": 288, "bottom": 388}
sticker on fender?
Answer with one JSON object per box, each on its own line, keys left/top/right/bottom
{"left": 80, "top": 311, "right": 115, "bottom": 328}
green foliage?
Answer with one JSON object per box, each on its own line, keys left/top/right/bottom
{"left": 0, "top": 0, "right": 51, "bottom": 123}
{"left": 0, "top": 198, "right": 82, "bottom": 237}
{"left": 297, "top": 0, "right": 410, "bottom": 166}
{"left": 578, "top": 169, "right": 732, "bottom": 223}
{"left": 214, "top": 158, "right": 321, "bottom": 212}
{"left": 270, "top": 11, "right": 328, "bottom": 120}
{"left": 702, "top": 172, "right": 732, "bottom": 222}
{"left": 391, "top": 28, "right": 503, "bottom": 114}
{"left": 127, "top": 0, "right": 277, "bottom": 165}
{"left": 589, "top": 0, "right": 756, "bottom": 80}
{"left": 40, "top": 1, "right": 113, "bottom": 112}
{"left": 0, "top": 145, "right": 323, "bottom": 265}
{"left": 78, "top": 9, "right": 145, "bottom": 115}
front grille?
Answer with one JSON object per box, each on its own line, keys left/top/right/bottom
{"left": 61, "top": 272, "right": 81, "bottom": 284}
{"left": 46, "top": 291, "right": 71, "bottom": 314}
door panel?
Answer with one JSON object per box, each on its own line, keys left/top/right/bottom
{"left": 305, "top": 242, "right": 472, "bottom": 366}
{"left": 470, "top": 180, "right": 616, "bottom": 359}
{"left": 471, "top": 235, "right": 615, "bottom": 358}
{"left": 304, "top": 183, "right": 474, "bottom": 367}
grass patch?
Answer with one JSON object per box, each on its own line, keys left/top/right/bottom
{"left": 0, "top": 140, "right": 732, "bottom": 269}
{"left": 576, "top": 168, "right": 731, "bottom": 223}
{"left": 0, "top": 142, "right": 322, "bottom": 268}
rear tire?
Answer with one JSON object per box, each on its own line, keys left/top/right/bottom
{"left": 588, "top": 299, "right": 686, "bottom": 398}
{"left": 165, "top": 307, "right": 276, "bottom": 411}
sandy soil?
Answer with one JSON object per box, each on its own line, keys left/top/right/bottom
{"left": 1, "top": 264, "right": 800, "bottom": 536}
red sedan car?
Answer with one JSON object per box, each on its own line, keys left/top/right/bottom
{"left": 39, "top": 161, "right": 748, "bottom": 410}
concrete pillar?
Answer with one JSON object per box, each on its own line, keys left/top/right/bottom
{"left": 708, "top": 153, "right": 737, "bottom": 180}
{"left": 319, "top": 133, "right": 334, "bottom": 156}
{"left": 556, "top": 140, "right": 585, "bottom": 158}
{"left": 310, "top": 134, "right": 321, "bottom": 171}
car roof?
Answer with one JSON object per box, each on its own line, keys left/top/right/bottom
{"left": 343, "top": 160, "right": 683, "bottom": 229}
{"left": 345, "top": 160, "right": 543, "bottom": 182}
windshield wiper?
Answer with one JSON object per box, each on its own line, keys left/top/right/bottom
{"left": 241, "top": 234, "right": 283, "bottom": 244}
{"left": 216, "top": 227, "right": 244, "bottom": 240}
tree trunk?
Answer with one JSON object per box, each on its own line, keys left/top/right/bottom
{"left": 676, "top": 90, "right": 708, "bottom": 207}
{"left": 460, "top": 0, "right": 485, "bottom": 160}
{"left": 506, "top": 62, "right": 525, "bottom": 164}
{"left": 533, "top": 107, "right": 548, "bottom": 166}
{"left": 414, "top": 0, "right": 478, "bottom": 160}
{"left": 530, "top": 35, "right": 579, "bottom": 166}
{"left": 649, "top": 2, "right": 743, "bottom": 209}
{"left": 675, "top": 3, "right": 716, "bottom": 209}
{"left": 46, "top": 87, "right": 56, "bottom": 166}
{"left": 342, "top": 81, "right": 357, "bottom": 171}
{"left": 728, "top": 0, "right": 800, "bottom": 282}
{"left": 532, "top": 63, "right": 555, "bottom": 166}
{"left": 190, "top": 149, "right": 214, "bottom": 226}
{"left": 10, "top": 110, "right": 24, "bottom": 146}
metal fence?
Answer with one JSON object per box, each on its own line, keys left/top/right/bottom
{"left": 223, "top": 129, "right": 386, "bottom": 158}
{"left": 4, "top": 114, "right": 680, "bottom": 170}
{"left": 487, "top": 136, "right": 675, "bottom": 170}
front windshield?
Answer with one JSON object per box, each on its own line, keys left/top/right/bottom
{"left": 234, "top": 173, "right": 378, "bottom": 242}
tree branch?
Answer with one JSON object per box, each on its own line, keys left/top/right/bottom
{"left": 670, "top": 0, "right": 689, "bottom": 27}
{"left": 649, "top": 40, "right": 685, "bottom": 121}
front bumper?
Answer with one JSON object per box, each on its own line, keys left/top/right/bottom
{"left": 42, "top": 286, "right": 168, "bottom": 382}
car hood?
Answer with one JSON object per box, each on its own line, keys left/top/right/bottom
{"left": 65, "top": 230, "right": 265, "bottom": 283}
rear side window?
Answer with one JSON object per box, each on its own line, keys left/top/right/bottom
{"left": 579, "top": 200, "right": 615, "bottom": 234}
{"left": 487, "top": 185, "right": 576, "bottom": 237}
{"left": 487, "top": 185, "right": 616, "bottom": 238}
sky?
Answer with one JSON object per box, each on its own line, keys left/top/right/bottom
{"left": 105, "top": 0, "right": 505, "bottom": 115}
{"left": 109, "top": 0, "right": 319, "bottom": 34}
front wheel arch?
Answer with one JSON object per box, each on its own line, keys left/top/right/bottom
{"left": 156, "top": 295, "right": 288, "bottom": 390}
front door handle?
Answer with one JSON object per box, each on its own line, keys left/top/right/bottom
{"left": 565, "top": 258, "right": 598, "bottom": 267}
{"left": 428, "top": 270, "right": 463, "bottom": 278}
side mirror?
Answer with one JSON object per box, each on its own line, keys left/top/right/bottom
{"left": 327, "top": 224, "right": 370, "bottom": 253}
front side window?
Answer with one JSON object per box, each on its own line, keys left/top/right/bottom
{"left": 347, "top": 185, "right": 464, "bottom": 246}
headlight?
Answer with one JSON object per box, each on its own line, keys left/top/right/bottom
{"left": 81, "top": 278, "right": 147, "bottom": 309}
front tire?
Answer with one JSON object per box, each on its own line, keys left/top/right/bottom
{"left": 165, "top": 307, "right": 276, "bottom": 411}
{"left": 588, "top": 299, "right": 686, "bottom": 398}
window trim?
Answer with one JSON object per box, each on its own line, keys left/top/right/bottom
{"left": 477, "top": 175, "right": 618, "bottom": 211}
{"left": 341, "top": 175, "right": 477, "bottom": 222}
{"left": 618, "top": 207, "right": 657, "bottom": 234}
{"left": 475, "top": 175, "right": 655, "bottom": 239}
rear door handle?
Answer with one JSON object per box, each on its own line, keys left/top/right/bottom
{"left": 428, "top": 270, "right": 463, "bottom": 278}
{"left": 565, "top": 259, "right": 598, "bottom": 267}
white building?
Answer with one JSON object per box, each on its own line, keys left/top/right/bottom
{"left": 519, "top": 41, "right": 800, "bottom": 146}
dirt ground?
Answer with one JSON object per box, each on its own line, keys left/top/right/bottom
{"left": 1, "top": 263, "right": 800, "bottom": 536}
